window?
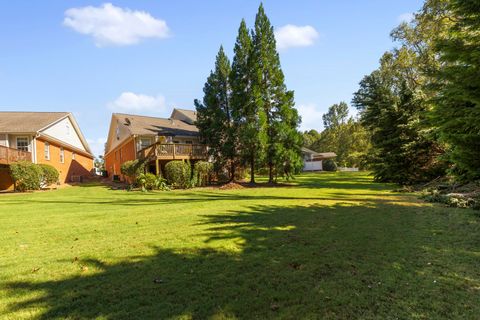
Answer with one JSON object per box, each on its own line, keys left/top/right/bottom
{"left": 72, "top": 152, "right": 76, "bottom": 160}
{"left": 185, "top": 140, "right": 193, "bottom": 144}
{"left": 60, "top": 147, "right": 64, "bottom": 163}
{"left": 115, "top": 151, "right": 117, "bottom": 160}
{"left": 139, "top": 138, "right": 152, "bottom": 150}
{"left": 44, "top": 142, "right": 50, "bottom": 160}
{"left": 119, "top": 149, "right": 122, "bottom": 161}
{"left": 16, "top": 137, "right": 29, "bottom": 152}
{"left": 173, "top": 140, "right": 180, "bottom": 144}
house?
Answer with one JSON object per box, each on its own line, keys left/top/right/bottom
{"left": 302, "top": 147, "right": 336, "bottom": 171}
{"left": 0, "top": 112, "right": 94, "bottom": 190}
{"left": 104, "top": 108, "right": 207, "bottom": 180}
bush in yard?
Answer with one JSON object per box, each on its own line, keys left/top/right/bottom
{"left": 165, "top": 161, "right": 191, "bottom": 188}
{"left": 137, "top": 173, "right": 170, "bottom": 192}
{"left": 9, "top": 161, "right": 43, "bottom": 191}
{"left": 38, "top": 164, "right": 59, "bottom": 186}
{"left": 121, "top": 160, "right": 145, "bottom": 184}
{"left": 192, "top": 161, "right": 213, "bottom": 187}
{"left": 323, "top": 159, "right": 337, "bottom": 172}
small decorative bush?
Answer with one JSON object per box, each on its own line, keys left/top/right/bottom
{"left": 165, "top": 161, "right": 191, "bottom": 188}
{"left": 323, "top": 159, "right": 337, "bottom": 172}
{"left": 137, "top": 173, "right": 170, "bottom": 191}
{"left": 192, "top": 161, "right": 213, "bottom": 187}
{"left": 121, "top": 160, "right": 145, "bottom": 184}
{"left": 38, "top": 164, "right": 59, "bottom": 186}
{"left": 9, "top": 161, "right": 43, "bottom": 191}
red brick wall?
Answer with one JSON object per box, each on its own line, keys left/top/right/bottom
{"left": 104, "top": 137, "right": 136, "bottom": 180}
{"left": 36, "top": 138, "right": 93, "bottom": 183}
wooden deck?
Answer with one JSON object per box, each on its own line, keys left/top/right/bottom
{"left": 137, "top": 143, "right": 207, "bottom": 161}
{"left": 0, "top": 145, "right": 32, "bottom": 165}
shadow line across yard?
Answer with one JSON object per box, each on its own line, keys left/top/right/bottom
{"left": 4, "top": 198, "right": 480, "bottom": 319}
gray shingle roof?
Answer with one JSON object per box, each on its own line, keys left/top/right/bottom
{"left": 0, "top": 112, "right": 69, "bottom": 133}
{"left": 114, "top": 113, "right": 199, "bottom": 137}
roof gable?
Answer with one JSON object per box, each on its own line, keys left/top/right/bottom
{"left": 0, "top": 112, "right": 69, "bottom": 133}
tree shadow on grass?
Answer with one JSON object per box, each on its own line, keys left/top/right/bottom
{"left": 4, "top": 202, "right": 480, "bottom": 319}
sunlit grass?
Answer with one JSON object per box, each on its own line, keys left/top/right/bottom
{"left": 0, "top": 172, "right": 479, "bottom": 319}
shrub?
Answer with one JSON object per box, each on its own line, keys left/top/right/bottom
{"left": 323, "top": 159, "right": 337, "bottom": 172}
{"left": 9, "top": 161, "right": 43, "bottom": 191}
{"left": 121, "top": 160, "right": 145, "bottom": 184}
{"left": 192, "top": 161, "right": 213, "bottom": 187}
{"left": 165, "top": 161, "right": 191, "bottom": 188}
{"left": 38, "top": 164, "right": 59, "bottom": 186}
{"left": 137, "top": 173, "right": 170, "bottom": 191}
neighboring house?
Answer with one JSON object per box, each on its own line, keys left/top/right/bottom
{"left": 302, "top": 147, "right": 336, "bottom": 171}
{"left": 0, "top": 112, "right": 94, "bottom": 190}
{"left": 104, "top": 108, "right": 207, "bottom": 180}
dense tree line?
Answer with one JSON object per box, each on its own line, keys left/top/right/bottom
{"left": 195, "top": 4, "right": 303, "bottom": 183}
{"left": 352, "top": 0, "right": 479, "bottom": 184}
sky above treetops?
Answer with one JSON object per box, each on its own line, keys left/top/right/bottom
{"left": 0, "top": 0, "right": 423, "bottom": 156}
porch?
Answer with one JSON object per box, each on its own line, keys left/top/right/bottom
{"left": 137, "top": 143, "right": 207, "bottom": 161}
{"left": 0, "top": 145, "right": 32, "bottom": 165}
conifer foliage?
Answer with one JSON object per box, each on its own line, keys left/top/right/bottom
{"left": 196, "top": 4, "right": 302, "bottom": 183}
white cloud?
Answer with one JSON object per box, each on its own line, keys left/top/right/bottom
{"left": 86, "top": 137, "right": 107, "bottom": 157}
{"left": 107, "top": 92, "right": 166, "bottom": 113}
{"left": 275, "top": 24, "right": 319, "bottom": 50}
{"left": 398, "top": 12, "right": 414, "bottom": 23}
{"left": 63, "top": 3, "right": 170, "bottom": 47}
{"left": 297, "top": 103, "right": 324, "bottom": 131}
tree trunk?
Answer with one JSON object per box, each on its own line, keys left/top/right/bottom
{"left": 268, "top": 163, "right": 274, "bottom": 184}
{"left": 229, "top": 160, "right": 235, "bottom": 182}
{"left": 250, "top": 153, "right": 255, "bottom": 184}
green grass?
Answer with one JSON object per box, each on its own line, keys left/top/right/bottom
{"left": 1, "top": 172, "right": 479, "bottom": 319}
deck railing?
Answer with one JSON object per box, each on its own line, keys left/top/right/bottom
{"left": 0, "top": 145, "right": 32, "bottom": 165}
{"left": 137, "top": 143, "right": 207, "bottom": 160}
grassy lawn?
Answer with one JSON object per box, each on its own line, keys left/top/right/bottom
{"left": 1, "top": 172, "right": 479, "bottom": 319}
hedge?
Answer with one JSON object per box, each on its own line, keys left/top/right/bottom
{"left": 323, "top": 159, "right": 337, "bottom": 172}
{"left": 9, "top": 161, "right": 43, "bottom": 191}
{"left": 38, "top": 164, "right": 59, "bottom": 186}
{"left": 121, "top": 159, "right": 145, "bottom": 184}
{"left": 193, "top": 161, "right": 213, "bottom": 187}
{"left": 164, "top": 161, "right": 191, "bottom": 188}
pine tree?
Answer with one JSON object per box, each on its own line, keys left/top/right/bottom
{"left": 230, "top": 19, "right": 259, "bottom": 183}
{"left": 353, "top": 53, "right": 445, "bottom": 184}
{"left": 194, "top": 46, "right": 237, "bottom": 180}
{"left": 251, "top": 3, "right": 302, "bottom": 183}
{"left": 432, "top": 0, "right": 480, "bottom": 180}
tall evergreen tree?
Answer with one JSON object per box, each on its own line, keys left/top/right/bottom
{"left": 195, "top": 46, "right": 237, "bottom": 180}
{"left": 353, "top": 53, "right": 445, "bottom": 184}
{"left": 251, "top": 3, "right": 302, "bottom": 183}
{"left": 432, "top": 0, "right": 480, "bottom": 180}
{"left": 230, "top": 19, "right": 260, "bottom": 183}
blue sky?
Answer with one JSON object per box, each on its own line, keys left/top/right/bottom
{"left": 0, "top": 1, "right": 422, "bottom": 157}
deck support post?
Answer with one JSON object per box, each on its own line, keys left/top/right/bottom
{"left": 155, "top": 159, "right": 160, "bottom": 177}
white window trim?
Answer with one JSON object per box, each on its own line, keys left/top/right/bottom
{"left": 44, "top": 142, "right": 50, "bottom": 160}
{"left": 60, "top": 147, "right": 65, "bottom": 163}
{"left": 16, "top": 136, "right": 30, "bottom": 152}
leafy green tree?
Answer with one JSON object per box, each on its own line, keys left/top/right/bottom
{"left": 322, "top": 102, "right": 349, "bottom": 129}
{"left": 310, "top": 103, "right": 370, "bottom": 168}
{"left": 302, "top": 129, "right": 320, "bottom": 148}
{"left": 230, "top": 19, "right": 261, "bottom": 183}
{"left": 431, "top": 0, "right": 480, "bottom": 180}
{"left": 251, "top": 4, "right": 302, "bottom": 182}
{"left": 195, "top": 46, "right": 237, "bottom": 181}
